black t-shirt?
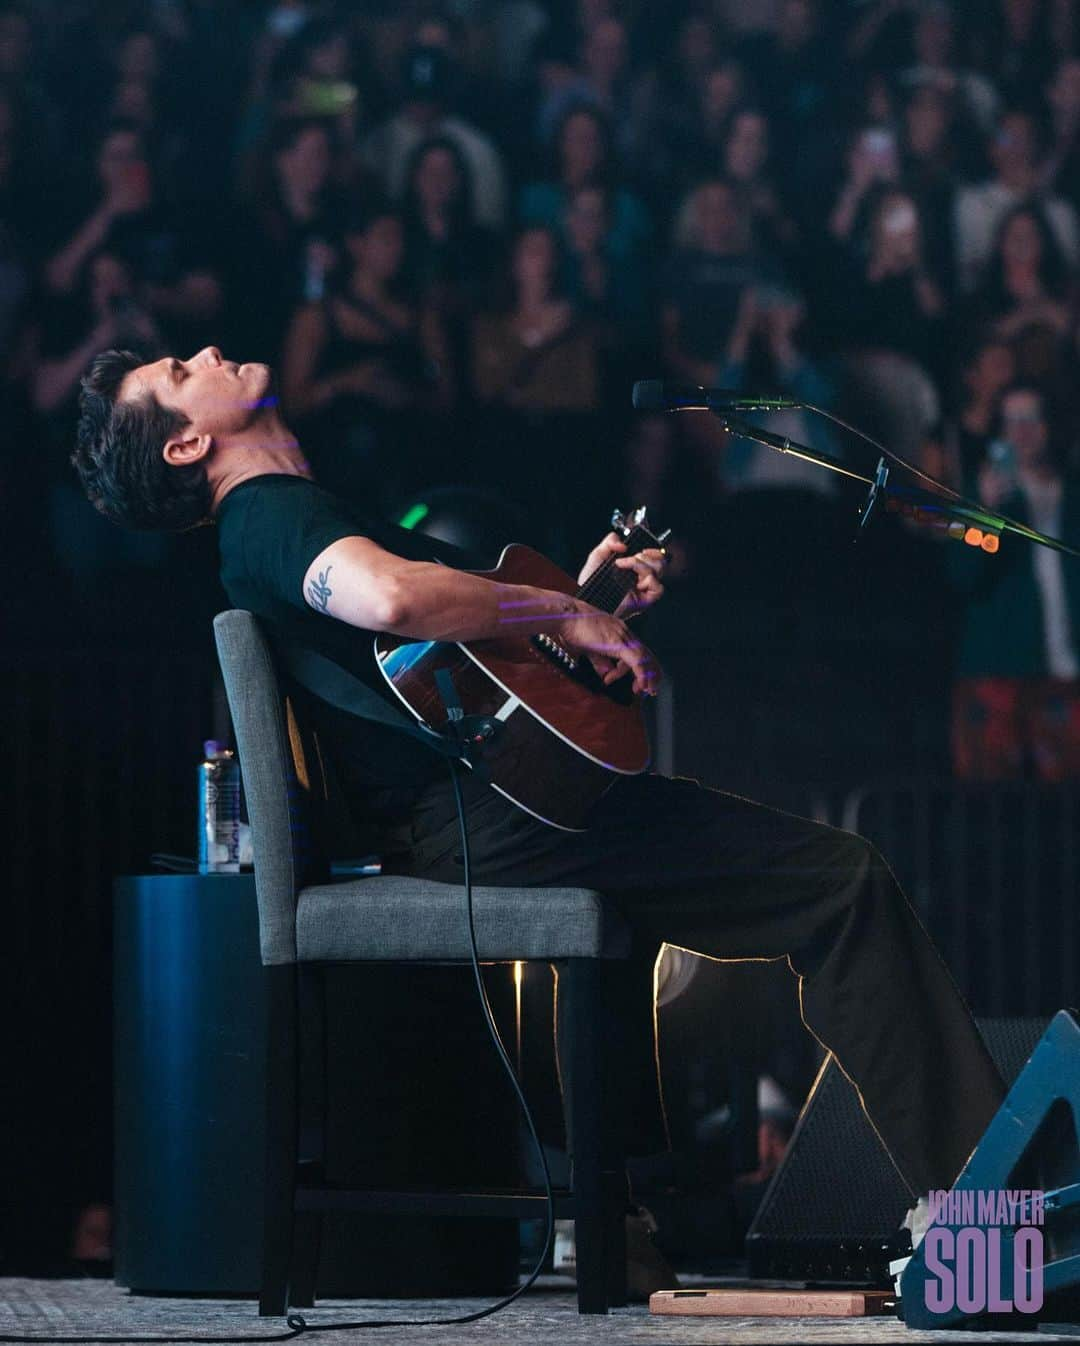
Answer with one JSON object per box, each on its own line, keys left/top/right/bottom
{"left": 660, "top": 248, "right": 774, "bottom": 360}
{"left": 216, "top": 473, "right": 472, "bottom": 820}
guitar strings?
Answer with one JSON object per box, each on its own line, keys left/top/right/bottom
{"left": 578, "top": 535, "right": 644, "bottom": 613}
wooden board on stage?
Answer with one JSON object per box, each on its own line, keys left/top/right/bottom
{"left": 650, "top": 1288, "right": 894, "bottom": 1317}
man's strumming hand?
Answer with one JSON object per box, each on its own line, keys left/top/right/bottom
{"left": 559, "top": 607, "right": 662, "bottom": 696}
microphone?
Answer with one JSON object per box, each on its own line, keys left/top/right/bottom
{"left": 631, "top": 380, "right": 803, "bottom": 413}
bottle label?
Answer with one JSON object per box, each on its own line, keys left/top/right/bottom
{"left": 198, "top": 760, "right": 241, "bottom": 874}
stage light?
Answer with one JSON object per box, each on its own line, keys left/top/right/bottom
{"left": 398, "top": 501, "right": 430, "bottom": 530}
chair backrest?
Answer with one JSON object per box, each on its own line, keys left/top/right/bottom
{"left": 213, "top": 609, "right": 315, "bottom": 965}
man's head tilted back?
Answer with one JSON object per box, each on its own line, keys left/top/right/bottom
{"left": 72, "top": 347, "right": 278, "bottom": 530}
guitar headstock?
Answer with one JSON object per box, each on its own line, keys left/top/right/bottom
{"left": 611, "top": 505, "right": 672, "bottom": 556}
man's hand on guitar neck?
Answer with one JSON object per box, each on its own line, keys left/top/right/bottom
{"left": 579, "top": 532, "right": 667, "bottom": 620}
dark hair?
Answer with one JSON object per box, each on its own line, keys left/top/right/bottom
{"left": 252, "top": 116, "right": 337, "bottom": 236}
{"left": 995, "top": 378, "right": 1068, "bottom": 466}
{"left": 401, "top": 134, "right": 476, "bottom": 237}
{"left": 980, "top": 199, "right": 1067, "bottom": 314}
{"left": 552, "top": 101, "right": 617, "bottom": 189}
{"left": 72, "top": 348, "right": 210, "bottom": 531}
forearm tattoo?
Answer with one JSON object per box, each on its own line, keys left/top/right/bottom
{"left": 307, "top": 566, "right": 333, "bottom": 613}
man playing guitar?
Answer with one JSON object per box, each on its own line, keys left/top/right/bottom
{"left": 73, "top": 345, "right": 1006, "bottom": 1251}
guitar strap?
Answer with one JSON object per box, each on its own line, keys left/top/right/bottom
{"left": 270, "top": 638, "right": 492, "bottom": 781}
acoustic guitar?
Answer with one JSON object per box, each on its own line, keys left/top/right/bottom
{"left": 374, "top": 508, "right": 669, "bottom": 830}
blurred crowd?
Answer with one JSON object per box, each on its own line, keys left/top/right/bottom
{"left": 3, "top": 0, "right": 1080, "bottom": 777}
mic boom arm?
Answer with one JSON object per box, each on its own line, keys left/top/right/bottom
{"left": 717, "top": 414, "right": 1080, "bottom": 560}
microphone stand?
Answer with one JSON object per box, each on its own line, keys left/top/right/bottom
{"left": 716, "top": 414, "right": 1080, "bottom": 559}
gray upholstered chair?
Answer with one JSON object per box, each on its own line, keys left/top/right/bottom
{"left": 212, "top": 610, "right": 631, "bottom": 1315}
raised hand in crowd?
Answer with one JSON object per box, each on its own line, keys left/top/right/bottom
{"left": 829, "top": 125, "right": 901, "bottom": 242}
{"left": 44, "top": 125, "right": 151, "bottom": 296}
{"left": 32, "top": 252, "right": 162, "bottom": 418}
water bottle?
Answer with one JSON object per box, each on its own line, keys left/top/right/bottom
{"left": 197, "top": 740, "right": 240, "bottom": 874}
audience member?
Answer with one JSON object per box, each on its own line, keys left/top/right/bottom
{"left": 971, "top": 203, "right": 1071, "bottom": 381}
{"left": 900, "top": 84, "right": 960, "bottom": 287}
{"left": 722, "top": 107, "right": 798, "bottom": 253}
{"left": 714, "top": 286, "right": 838, "bottom": 494}
{"left": 663, "top": 179, "right": 776, "bottom": 390}
{"left": 651, "top": 11, "right": 723, "bottom": 161}
{"left": 948, "top": 338, "right": 1018, "bottom": 480}
{"left": 737, "top": 0, "right": 839, "bottom": 211}
{"left": 233, "top": 116, "right": 345, "bottom": 361}
{"left": 1044, "top": 57, "right": 1080, "bottom": 214}
{"left": 360, "top": 36, "right": 506, "bottom": 228}
{"left": 672, "top": 58, "right": 749, "bottom": 193}
{"left": 558, "top": 182, "right": 649, "bottom": 334}
{"left": 899, "top": 1, "right": 998, "bottom": 136}
{"left": 472, "top": 225, "right": 598, "bottom": 412}
{"left": 841, "top": 187, "right": 946, "bottom": 376}
{"left": 535, "top": 16, "right": 654, "bottom": 168}
{"left": 281, "top": 202, "right": 449, "bottom": 506}
{"left": 954, "top": 108, "right": 1078, "bottom": 291}
{"left": 519, "top": 103, "right": 651, "bottom": 275}
{"left": 32, "top": 250, "right": 162, "bottom": 436}
{"left": 828, "top": 122, "right": 903, "bottom": 246}
{"left": 42, "top": 120, "right": 222, "bottom": 352}
{"left": 950, "top": 382, "right": 1080, "bottom": 780}
{"left": 400, "top": 135, "right": 492, "bottom": 319}
{"left": 969, "top": 0, "right": 1057, "bottom": 107}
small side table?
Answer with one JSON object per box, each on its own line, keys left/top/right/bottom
{"left": 113, "top": 873, "right": 264, "bottom": 1294}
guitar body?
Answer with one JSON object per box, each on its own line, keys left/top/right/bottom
{"left": 374, "top": 543, "right": 652, "bottom": 831}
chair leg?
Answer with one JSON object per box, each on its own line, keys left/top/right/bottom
{"left": 562, "top": 959, "right": 609, "bottom": 1314}
{"left": 260, "top": 963, "right": 299, "bottom": 1316}
{"left": 602, "top": 970, "right": 628, "bottom": 1307}
{"left": 289, "top": 1212, "right": 323, "bottom": 1309}
{"left": 604, "top": 1183, "right": 628, "bottom": 1308}
{"left": 290, "top": 966, "right": 327, "bottom": 1309}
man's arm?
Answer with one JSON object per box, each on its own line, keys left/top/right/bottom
{"left": 303, "top": 536, "right": 660, "bottom": 694}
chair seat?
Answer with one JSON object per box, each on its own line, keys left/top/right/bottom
{"left": 295, "top": 875, "right": 630, "bottom": 962}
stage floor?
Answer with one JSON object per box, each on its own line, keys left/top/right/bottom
{"left": 2, "top": 1278, "right": 1079, "bottom": 1344}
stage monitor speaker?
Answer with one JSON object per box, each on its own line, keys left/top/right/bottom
{"left": 745, "top": 1016, "right": 1049, "bottom": 1285}
{"left": 901, "top": 1009, "right": 1080, "bottom": 1329}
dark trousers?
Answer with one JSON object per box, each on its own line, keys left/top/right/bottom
{"left": 392, "top": 771, "right": 1007, "bottom": 1199}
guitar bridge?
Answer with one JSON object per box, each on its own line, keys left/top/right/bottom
{"left": 533, "top": 632, "right": 580, "bottom": 673}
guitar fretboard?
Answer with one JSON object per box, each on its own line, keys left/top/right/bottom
{"left": 577, "top": 528, "right": 651, "bottom": 615}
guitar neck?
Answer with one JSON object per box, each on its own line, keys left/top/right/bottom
{"left": 576, "top": 526, "right": 653, "bottom": 616}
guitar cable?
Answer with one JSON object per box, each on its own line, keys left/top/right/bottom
{"left": 1, "top": 760, "right": 557, "bottom": 1344}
